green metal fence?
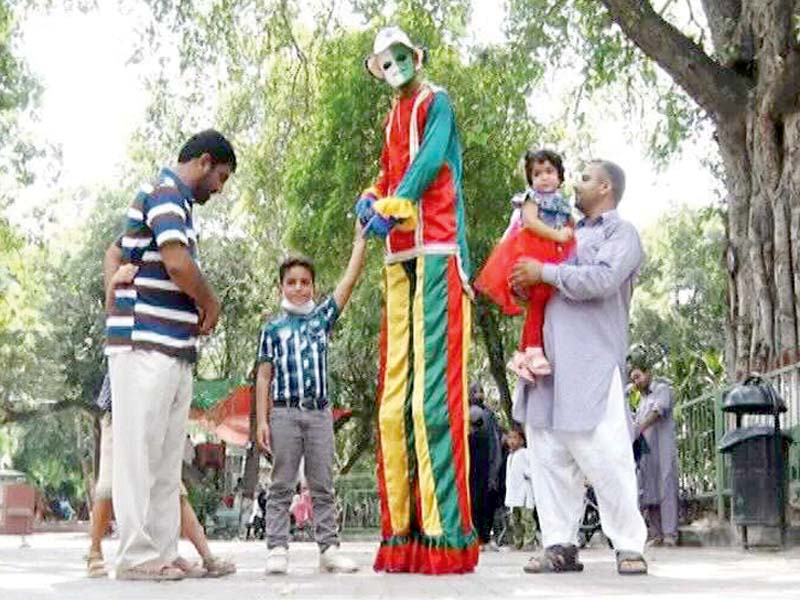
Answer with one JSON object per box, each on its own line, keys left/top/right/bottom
{"left": 677, "top": 362, "right": 800, "bottom": 516}
{"left": 676, "top": 390, "right": 729, "bottom": 516}
{"left": 335, "top": 473, "right": 380, "bottom": 534}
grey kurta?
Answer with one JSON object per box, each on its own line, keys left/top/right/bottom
{"left": 512, "top": 209, "right": 644, "bottom": 432}
{"left": 635, "top": 379, "right": 678, "bottom": 506}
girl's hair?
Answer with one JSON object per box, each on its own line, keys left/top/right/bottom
{"left": 523, "top": 148, "right": 565, "bottom": 186}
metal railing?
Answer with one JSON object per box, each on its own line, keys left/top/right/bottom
{"left": 335, "top": 473, "right": 380, "bottom": 534}
{"left": 677, "top": 362, "right": 800, "bottom": 515}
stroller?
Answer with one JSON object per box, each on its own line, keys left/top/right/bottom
{"left": 246, "top": 489, "right": 267, "bottom": 540}
{"left": 577, "top": 485, "right": 607, "bottom": 548}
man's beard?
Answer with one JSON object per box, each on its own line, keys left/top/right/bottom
{"left": 574, "top": 194, "right": 586, "bottom": 215}
{"left": 194, "top": 185, "right": 211, "bottom": 204}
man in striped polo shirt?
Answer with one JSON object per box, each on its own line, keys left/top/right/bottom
{"left": 104, "top": 130, "right": 236, "bottom": 581}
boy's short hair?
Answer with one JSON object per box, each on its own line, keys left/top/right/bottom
{"left": 279, "top": 255, "right": 316, "bottom": 284}
{"left": 523, "top": 148, "right": 565, "bottom": 186}
{"left": 178, "top": 129, "right": 237, "bottom": 172}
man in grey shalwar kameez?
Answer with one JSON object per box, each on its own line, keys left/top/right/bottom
{"left": 630, "top": 361, "right": 679, "bottom": 546}
{"left": 509, "top": 160, "right": 648, "bottom": 575}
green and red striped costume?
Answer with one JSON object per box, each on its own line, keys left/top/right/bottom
{"left": 369, "top": 83, "right": 477, "bottom": 574}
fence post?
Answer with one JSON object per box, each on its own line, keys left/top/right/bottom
{"left": 713, "top": 390, "right": 726, "bottom": 518}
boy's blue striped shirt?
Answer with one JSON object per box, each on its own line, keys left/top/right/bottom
{"left": 257, "top": 297, "right": 340, "bottom": 409}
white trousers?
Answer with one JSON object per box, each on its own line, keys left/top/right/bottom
{"left": 109, "top": 350, "right": 192, "bottom": 570}
{"left": 526, "top": 369, "right": 647, "bottom": 553}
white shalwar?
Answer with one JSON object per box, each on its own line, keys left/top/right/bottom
{"left": 525, "top": 369, "right": 647, "bottom": 553}
{"left": 505, "top": 448, "right": 536, "bottom": 509}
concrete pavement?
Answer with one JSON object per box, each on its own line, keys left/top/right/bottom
{"left": 2, "top": 533, "right": 800, "bottom": 599}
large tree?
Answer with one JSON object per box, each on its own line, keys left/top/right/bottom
{"left": 592, "top": 0, "right": 799, "bottom": 378}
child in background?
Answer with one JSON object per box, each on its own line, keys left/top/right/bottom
{"left": 504, "top": 429, "right": 538, "bottom": 550}
{"left": 474, "top": 149, "right": 576, "bottom": 381}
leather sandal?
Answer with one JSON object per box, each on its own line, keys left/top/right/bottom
{"left": 616, "top": 550, "right": 648, "bottom": 575}
{"left": 173, "top": 556, "right": 207, "bottom": 578}
{"left": 116, "top": 560, "right": 184, "bottom": 581}
{"left": 86, "top": 550, "right": 108, "bottom": 578}
{"left": 523, "top": 544, "right": 584, "bottom": 574}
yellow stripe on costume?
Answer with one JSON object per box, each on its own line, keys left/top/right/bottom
{"left": 411, "top": 256, "right": 443, "bottom": 536}
{"left": 379, "top": 264, "right": 412, "bottom": 534}
{"left": 374, "top": 196, "right": 418, "bottom": 232}
{"left": 461, "top": 293, "right": 472, "bottom": 507}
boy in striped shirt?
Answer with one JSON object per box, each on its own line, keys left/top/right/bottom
{"left": 256, "top": 222, "right": 366, "bottom": 575}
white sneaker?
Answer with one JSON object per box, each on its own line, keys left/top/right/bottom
{"left": 319, "top": 546, "right": 358, "bottom": 573}
{"left": 265, "top": 546, "right": 288, "bottom": 575}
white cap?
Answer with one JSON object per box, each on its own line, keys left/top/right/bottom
{"left": 365, "top": 26, "right": 424, "bottom": 80}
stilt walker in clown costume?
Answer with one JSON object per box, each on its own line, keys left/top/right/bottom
{"left": 356, "top": 26, "right": 478, "bottom": 574}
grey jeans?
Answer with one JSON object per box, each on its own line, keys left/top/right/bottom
{"left": 265, "top": 405, "right": 339, "bottom": 550}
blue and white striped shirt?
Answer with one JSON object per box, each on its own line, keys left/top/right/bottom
{"left": 257, "top": 297, "right": 340, "bottom": 409}
{"left": 105, "top": 168, "right": 200, "bottom": 362}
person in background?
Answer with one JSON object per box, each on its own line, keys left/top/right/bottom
{"left": 629, "top": 350, "right": 679, "bottom": 547}
{"left": 468, "top": 383, "right": 504, "bottom": 551}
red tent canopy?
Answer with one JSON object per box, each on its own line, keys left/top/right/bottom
{"left": 191, "top": 385, "right": 353, "bottom": 446}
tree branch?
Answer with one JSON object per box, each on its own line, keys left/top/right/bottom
{"left": 339, "top": 429, "right": 372, "bottom": 476}
{"left": 599, "top": 0, "right": 751, "bottom": 120}
{"left": 0, "top": 398, "right": 92, "bottom": 427}
{"left": 699, "top": 0, "right": 742, "bottom": 58}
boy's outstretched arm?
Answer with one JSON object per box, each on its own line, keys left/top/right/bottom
{"left": 255, "top": 362, "right": 273, "bottom": 454}
{"left": 332, "top": 220, "right": 367, "bottom": 310}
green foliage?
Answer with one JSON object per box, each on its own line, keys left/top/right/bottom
{"left": 186, "top": 471, "right": 224, "bottom": 529}
{"left": 11, "top": 408, "right": 91, "bottom": 501}
{"left": 631, "top": 204, "right": 727, "bottom": 400}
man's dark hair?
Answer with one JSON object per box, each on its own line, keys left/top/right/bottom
{"left": 178, "top": 129, "right": 237, "bottom": 172}
{"left": 279, "top": 255, "right": 315, "bottom": 284}
{"left": 591, "top": 159, "right": 626, "bottom": 205}
{"left": 524, "top": 148, "right": 565, "bottom": 186}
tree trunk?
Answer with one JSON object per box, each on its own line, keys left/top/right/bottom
{"left": 600, "top": 0, "right": 800, "bottom": 380}
{"left": 242, "top": 381, "right": 259, "bottom": 498}
{"left": 715, "top": 1, "right": 800, "bottom": 378}
{"left": 474, "top": 298, "right": 514, "bottom": 422}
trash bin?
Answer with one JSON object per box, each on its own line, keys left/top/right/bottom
{"left": 718, "top": 376, "right": 790, "bottom": 548}
{"left": 0, "top": 483, "right": 36, "bottom": 535}
{"left": 196, "top": 442, "right": 226, "bottom": 471}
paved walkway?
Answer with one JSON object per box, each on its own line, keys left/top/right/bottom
{"left": 2, "top": 533, "right": 800, "bottom": 599}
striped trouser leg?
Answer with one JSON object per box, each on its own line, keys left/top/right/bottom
{"left": 375, "top": 262, "right": 413, "bottom": 545}
{"left": 374, "top": 255, "right": 478, "bottom": 574}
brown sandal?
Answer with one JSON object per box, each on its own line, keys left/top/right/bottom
{"left": 203, "top": 555, "right": 236, "bottom": 578}
{"left": 616, "top": 550, "right": 648, "bottom": 575}
{"left": 523, "top": 544, "right": 584, "bottom": 574}
{"left": 86, "top": 550, "right": 108, "bottom": 578}
{"left": 116, "top": 560, "right": 184, "bottom": 581}
{"left": 173, "top": 556, "right": 207, "bottom": 578}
